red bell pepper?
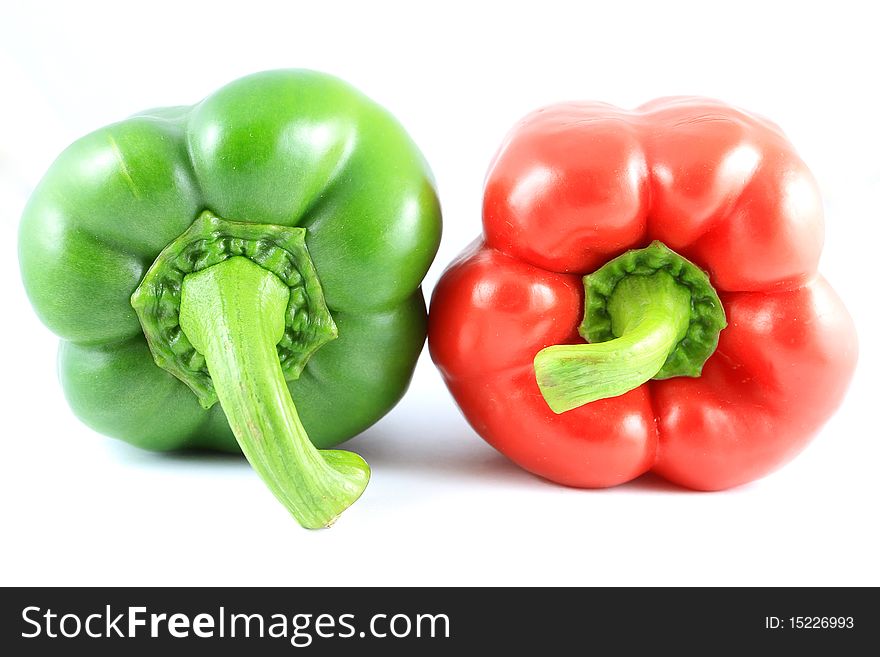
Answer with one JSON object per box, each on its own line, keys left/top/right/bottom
{"left": 429, "top": 97, "right": 857, "bottom": 490}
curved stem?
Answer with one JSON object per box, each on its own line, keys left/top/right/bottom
{"left": 179, "top": 256, "right": 369, "bottom": 528}
{"left": 534, "top": 272, "right": 691, "bottom": 414}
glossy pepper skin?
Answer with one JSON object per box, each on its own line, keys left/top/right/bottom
{"left": 20, "top": 70, "right": 441, "bottom": 526}
{"left": 429, "top": 97, "right": 857, "bottom": 491}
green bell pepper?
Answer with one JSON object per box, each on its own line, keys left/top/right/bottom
{"left": 18, "top": 70, "right": 441, "bottom": 528}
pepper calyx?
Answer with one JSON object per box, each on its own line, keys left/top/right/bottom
{"left": 534, "top": 241, "right": 727, "bottom": 414}
{"left": 131, "top": 210, "right": 336, "bottom": 408}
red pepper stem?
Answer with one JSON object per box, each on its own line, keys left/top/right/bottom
{"left": 534, "top": 271, "right": 691, "bottom": 413}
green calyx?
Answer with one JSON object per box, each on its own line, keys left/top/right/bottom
{"left": 131, "top": 210, "right": 337, "bottom": 408}
{"left": 132, "top": 211, "right": 367, "bottom": 528}
{"left": 534, "top": 241, "right": 727, "bottom": 414}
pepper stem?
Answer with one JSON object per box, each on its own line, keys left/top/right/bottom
{"left": 535, "top": 272, "right": 692, "bottom": 414}
{"left": 179, "top": 256, "right": 369, "bottom": 528}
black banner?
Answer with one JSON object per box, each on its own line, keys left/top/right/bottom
{"left": 0, "top": 587, "right": 873, "bottom": 654}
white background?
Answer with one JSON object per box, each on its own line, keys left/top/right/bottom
{"left": 1, "top": 0, "right": 877, "bottom": 586}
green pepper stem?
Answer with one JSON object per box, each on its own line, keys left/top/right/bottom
{"left": 534, "top": 272, "right": 692, "bottom": 414}
{"left": 179, "top": 256, "right": 368, "bottom": 528}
